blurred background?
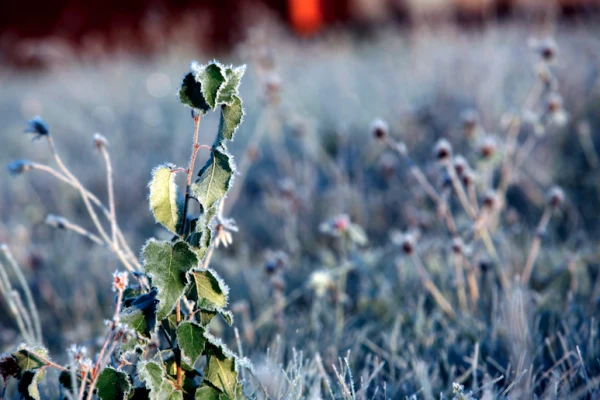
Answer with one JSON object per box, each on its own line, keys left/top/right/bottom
{"left": 1, "top": 0, "right": 600, "bottom": 398}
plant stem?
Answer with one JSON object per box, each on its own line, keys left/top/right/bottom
{"left": 179, "top": 115, "right": 202, "bottom": 236}
{"left": 1, "top": 244, "right": 42, "bottom": 344}
{"left": 411, "top": 253, "right": 456, "bottom": 319}
{"left": 175, "top": 300, "right": 183, "bottom": 388}
{"left": 521, "top": 206, "right": 552, "bottom": 285}
{"left": 99, "top": 145, "right": 117, "bottom": 246}
{"left": 45, "top": 137, "right": 135, "bottom": 274}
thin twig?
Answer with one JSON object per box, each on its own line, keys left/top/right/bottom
{"left": 1, "top": 244, "right": 42, "bottom": 344}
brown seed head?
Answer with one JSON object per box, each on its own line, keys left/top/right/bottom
{"left": 547, "top": 186, "right": 565, "bottom": 209}
{"left": 370, "top": 118, "right": 389, "bottom": 141}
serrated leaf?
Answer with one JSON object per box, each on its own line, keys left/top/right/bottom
{"left": 191, "top": 269, "right": 228, "bottom": 309}
{"left": 215, "top": 96, "right": 244, "bottom": 147}
{"left": 17, "top": 369, "right": 45, "bottom": 400}
{"left": 142, "top": 240, "right": 198, "bottom": 320}
{"left": 13, "top": 345, "right": 48, "bottom": 372}
{"left": 216, "top": 65, "right": 246, "bottom": 106}
{"left": 191, "top": 150, "right": 233, "bottom": 212}
{"left": 196, "top": 309, "right": 218, "bottom": 326}
{"left": 179, "top": 72, "right": 211, "bottom": 113}
{"left": 120, "top": 289, "right": 159, "bottom": 339}
{"left": 149, "top": 165, "right": 183, "bottom": 234}
{"left": 186, "top": 206, "right": 216, "bottom": 259}
{"left": 203, "top": 345, "right": 238, "bottom": 398}
{"left": 193, "top": 62, "right": 226, "bottom": 110}
{"left": 176, "top": 322, "right": 205, "bottom": 366}
{"left": 195, "top": 386, "right": 222, "bottom": 400}
{"left": 96, "top": 367, "right": 132, "bottom": 400}
{"left": 138, "top": 361, "right": 183, "bottom": 400}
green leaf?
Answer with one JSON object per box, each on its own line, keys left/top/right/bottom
{"left": 149, "top": 165, "right": 183, "bottom": 234}
{"left": 191, "top": 269, "right": 228, "bottom": 310}
{"left": 203, "top": 345, "right": 238, "bottom": 398}
{"left": 193, "top": 62, "right": 226, "bottom": 110}
{"left": 191, "top": 150, "right": 234, "bottom": 212}
{"left": 138, "top": 361, "right": 183, "bottom": 400}
{"left": 176, "top": 322, "right": 206, "bottom": 366}
{"left": 96, "top": 367, "right": 132, "bottom": 400}
{"left": 216, "top": 65, "right": 246, "bottom": 106}
{"left": 120, "top": 289, "right": 159, "bottom": 339}
{"left": 13, "top": 345, "right": 48, "bottom": 373}
{"left": 186, "top": 206, "right": 216, "bottom": 259}
{"left": 17, "top": 369, "right": 45, "bottom": 400}
{"left": 179, "top": 72, "right": 211, "bottom": 114}
{"left": 142, "top": 240, "right": 198, "bottom": 320}
{"left": 195, "top": 386, "right": 222, "bottom": 400}
{"left": 215, "top": 96, "right": 244, "bottom": 147}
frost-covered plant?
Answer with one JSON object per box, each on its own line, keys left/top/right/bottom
{"left": 2, "top": 61, "right": 251, "bottom": 399}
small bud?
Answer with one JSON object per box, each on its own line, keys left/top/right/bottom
{"left": 7, "top": 160, "right": 33, "bottom": 176}
{"left": 433, "top": 138, "right": 453, "bottom": 163}
{"left": 24, "top": 116, "right": 49, "bottom": 139}
{"left": 451, "top": 238, "right": 464, "bottom": 254}
{"left": 45, "top": 214, "right": 67, "bottom": 230}
{"left": 278, "top": 178, "right": 296, "bottom": 198}
{"left": 547, "top": 186, "right": 565, "bottom": 209}
{"left": 333, "top": 214, "right": 350, "bottom": 232}
{"left": 453, "top": 155, "right": 468, "bottom": 178}
{"left": 482, "top": 190, "right": 497, "bottom": 210}
{"left": 478, "top": 135, "right": 497, "bottom": 159}
{"left": 67, "top": 344, "right": 88, "bottom": 364}
{"left": 112, "top": 270, "right": 128, "bottom": 292}
{"left": 370, "top": 118, "right": 389, "bottom": 141}
{"left": 93, "top": 133, "right": 108, "bottom": 150}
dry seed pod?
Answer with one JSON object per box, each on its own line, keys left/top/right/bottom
{"left": 370, "top": 118, "right": 389, "bottom": 141}
{"left": 482, "top": 190, "right": 497, "bottom": 211}
{"left": 400, "top": 232, "right": 417, "bottom": 255}
{"left": 461, "top": 109, "right": 479, "bottom": 137}
{"left": 453, "top": 155, "right": 469, "bottom": 178}
{"left": 451, "top": 237, "right": 465, "bottom": 254}
{"left": 461, "top": 168, "right": 476, "bottom": 187}
{"left": 535, "top": 38, "right": 558, "bottom": 63}
{"left": 93, "top": 133, "right": 108, "bottom": 149}
{"left": 546, "top": 93, "right": 563, "bottom": 114}
{"left": 547, "top": 186, "right": 565, "bottom": 209}
{"left": 478, "top": 135, "right": 497, "bottom": 159}
{"left": 434, "top": 138, "right": 453, "bottom": 163}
